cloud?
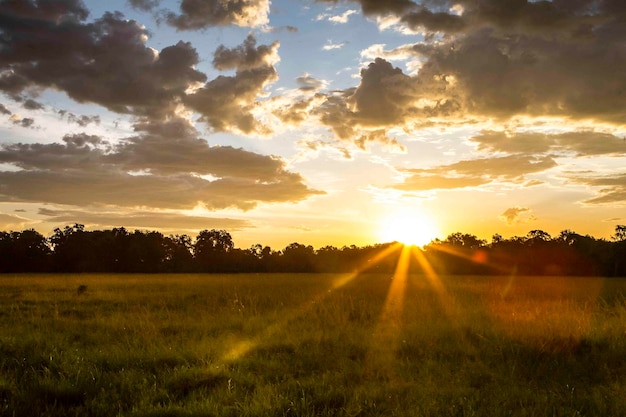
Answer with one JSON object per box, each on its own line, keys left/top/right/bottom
{"left": 0, "top": 4, "right": 206, "bottom": 119}
{"left": 499, "top": 207, "right": 534, "bottom": 225}
{"left": 0, "top": 3, "right": 283, "bottom": 136}
{"left": 185, "top": 35, "right": 279, "bottom": 134}
{"left": 0, "top": 116, "right": 322, "bottom": 210}
{"left": 22, "top": 99, "right": 44, "bottom": 111}
{"left": 570, "top": 173, "right": 626, "bottom": 206}
{"left": 0, "top": 212, "right": 32, "bottom": 230}
{"left": 319, "top": 0, "right": 415, "bottom": 17}
{"left": 128, "top": 0, "right": 160, "bottom": 12}
{"left": 328, "top": 9, "right": 357, "bottom": 24}
{"left": 296, "top": 138, "right": 353, "bottom": 160}
{"left": 399, "top": 7, "right": 466, "bottom": 33}
{"left": 360, "top": 43, "right": 417, "bottom": 62}
{"left": 38, "top": 208, "right": 252, "bottom": 231}
{"left": 471, "top": 130, "right": 626, "bottom": 157}
{"left": 212, "top": 34, "right": 279, "bottom": 71}
{"left": 307, "top": 58, "right": 456, "bottom": 144}
{"left": 269, "top": 25, "right": 298, "bottom": 33}
{"left": 315, "top": 0, "right": 626, "bottom": 125}
{"left": 271, "top": 95, "right": 323, "bottom": 126}
{"left": 350, "top": 58, "right": 419, "bottom": 125}
{"left": 165, "top": 0, "right": 270, "bottom": 29}
{"left": 323, "top": 41, "right": 348, "bottom": 51}
{"left": 392, "top": 154, "right": 557, "bottom": 191}
{"left": 57, "top": 110, "right": 101, "bottom": 127}
{"left": 296, "top": 74, "right": 327, "bottom": 91}
{"left": 10, "top": 116, "right": 35, "bottom": 128}
{"left": 0, "top": 104, "right": 11, "bottom": 115}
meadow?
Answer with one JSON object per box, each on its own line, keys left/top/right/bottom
{"left": 0, "top": 272, "right": 624, "bottom": 416}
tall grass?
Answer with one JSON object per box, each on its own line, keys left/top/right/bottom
{"left": 0, "top": 273, "right": 624, "bottom": 416}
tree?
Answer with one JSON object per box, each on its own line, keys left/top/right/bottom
{"left": 8, "top": 229, "right": 51, "bottom": 272}
{"left": 526, "top": 229, "right": 551, "bottom": 245}
{"left": 612, "top": 225, "right": 626, "bottom": 276}
{"left": 50, "top": 224, "right": 109, "bottom": 272}
{"left": 612, "top": 225, "right": 626, "bottom": 241}
{"left": 442, "top": 232, "right": 486, "bottom": 249}
{"left": 194, "top": 229, "right": 234, "bottom": 271}
{"left": 163, "top": 234, "right": 194, "bottom": 272}
{"left": 491, "top": 233, "right": 503, "bottom": 245}
{"left": 281, "top": 242, "right": 316, "bottom": 272}
{"left": 125, "top": 230, "right": 167, "bottom": 272}
{"left": 194, "top": 229, "right": 234, "bottom": 254}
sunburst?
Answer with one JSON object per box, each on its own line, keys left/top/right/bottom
{"left": 378, "top": 211, "right": 439, "bottom": 247}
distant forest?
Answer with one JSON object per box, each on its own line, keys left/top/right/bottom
{"left": 1, "top": 224, "right": 626, "bottom": 276}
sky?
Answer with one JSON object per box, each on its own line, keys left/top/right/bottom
{"left": 1, "top": 0, "right": 626, "bottom": 250}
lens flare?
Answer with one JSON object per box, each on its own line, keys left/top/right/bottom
{"left": 378, "top": 212, "right": 439, "bottom": 246}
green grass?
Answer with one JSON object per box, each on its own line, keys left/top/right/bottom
{"left": 0, "top": 273, "right": 624, "bottom": 416}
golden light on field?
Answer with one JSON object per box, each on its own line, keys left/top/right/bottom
{"left": 378, "top": 210, "right": 440, "bottom": 247}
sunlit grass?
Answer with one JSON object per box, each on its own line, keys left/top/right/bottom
{"left": 0, "top": 273, "right": 625, "bottom": 416}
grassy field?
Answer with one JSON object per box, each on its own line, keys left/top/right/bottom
{"left": 0, "top": 272, "right": 624, "bottom": 416}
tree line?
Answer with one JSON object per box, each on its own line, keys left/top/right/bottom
{"left": 1, "top": 224, "right": 626, "bottom": 276}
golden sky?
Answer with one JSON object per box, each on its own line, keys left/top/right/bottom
{"left": 0, "top": 0, "right": 625, "bottom": 249}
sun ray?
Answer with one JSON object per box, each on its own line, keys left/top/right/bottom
{"left": 364, "top": 244, "right": 412, "bottom": 378}
{"left": 220, "top": 244, "right": 407, "bottom": 363}
{"left": 411, "top": 247, "right": 456, "bottom": 318}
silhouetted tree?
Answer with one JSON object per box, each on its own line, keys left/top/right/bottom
{"left": 194, "top": 229, "right": 234, "bottom": 272}
{"left": 280, "top": 242, "right": 316, "bottom": 272}
{"left": 612, "top": 225, "right": 626, "bottom": 275}
{"left": 315, "top": 245, "right": 341, "bottom": 272}
{"left": 0, "top": 229, "right": 50, "bottom": 272}
{"left": 613, "top": 225, "right": 626, "bottom": 241}
{"left": 163, "top": 234, "right": 194, "bottom": 272}
{"left": 3, "top": 224, "right": 626, "bottom": 275}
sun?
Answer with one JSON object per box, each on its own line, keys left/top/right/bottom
{"left": 378, "top": 211, "right": 439, "bottom": 247}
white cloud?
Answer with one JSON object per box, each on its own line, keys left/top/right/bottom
{"left": 329, "top": 9, "right": 357, "bottom": 24}
{"left": 323, "top": 41, "right": 348, "bottom": 51}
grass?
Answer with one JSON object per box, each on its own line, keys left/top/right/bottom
{"left": 0, "top": 272, "right": 624, "bottom": 416}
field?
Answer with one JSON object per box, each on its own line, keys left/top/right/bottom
{"left": 0, "top": 272, "right": 625, "bottom": 417}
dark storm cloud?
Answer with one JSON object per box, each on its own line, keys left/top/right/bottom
{"left": 0, "top": 117, "right": 322, "bottom": 210}
{"left": 393, "top": 155, "right": 557, "bottom": 191}
{"left": 186, "top": 35, "right": 279, "bottom": 134}
{"left": 0, "top": 2, "right": 206, "bottom": 118}
{"left": 0, "top": 103, "right": 10, "bottom": 115}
